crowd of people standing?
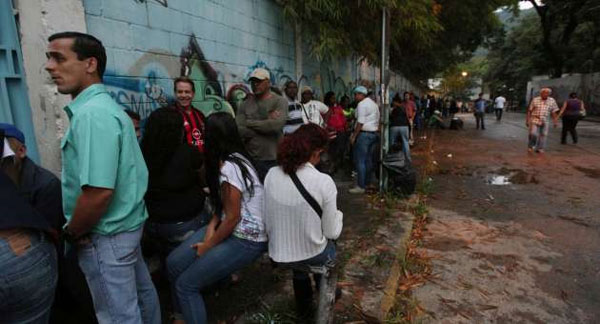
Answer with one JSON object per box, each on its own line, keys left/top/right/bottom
{"left": 1, "top": 31, "right": 362, "bottom": 324}
{"left": 2, "top": 30, "right": 587, "bottom": 324}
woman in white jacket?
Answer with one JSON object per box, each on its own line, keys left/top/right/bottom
{"left": 264, "top": 123, "right": 343, "bottom": 320}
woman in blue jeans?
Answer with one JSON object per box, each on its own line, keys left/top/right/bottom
{"left": 389, "top": 94, "right": 411, "bottom": 162}
{"left": 167, "top": 112, "right": 267, "bottom": 324}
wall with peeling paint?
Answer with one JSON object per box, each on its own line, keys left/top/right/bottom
{"left": 16, "top": 0, "right": 419, "bottom": 171}
{"left": 83, "top": 0, "right": 296, "bottom": 118}
{"left": 527, "top": 73, "right": 600, "bottom": 114}
{"left": 82, "top": 0, "right": 419, "bottom": 119}
{"left": 16, "top": 0, "right": 87, "bottom": 174}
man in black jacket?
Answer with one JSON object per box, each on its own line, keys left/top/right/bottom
{"left": 0, "top": 124, "right": 62, "bottom": 322}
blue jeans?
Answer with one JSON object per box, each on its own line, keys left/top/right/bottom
{"left": 475, "top": 111, "right": 485, "bottom": 129}
{"left": 529, "top": 123, "right": 549, "bottom": 150}
{"left": 166, "top": 226, "right": 267, "bottom": 324}
{"left": 77, "top": 226, "right": 160, "bottom": 324}
{"left": 279, "top": 241, "right": 336, "bottom": 316}
{"left": 0, "top": 230, "right": 57, "bottom": 324}
{"left": 145, "top": 216, "right": 204, "bottom": 256}
{"left": 390, "top": 126, "right": 411, "bottom": 162}
{"left": 354, "top": 132, "right": 379, "bottom": 188}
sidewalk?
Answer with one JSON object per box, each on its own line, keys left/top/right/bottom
{"left": 405, "top": 112, "right": 600, "bottom": 323}
{"left": 176, "top": 172, "right": 418, "bottom": 323}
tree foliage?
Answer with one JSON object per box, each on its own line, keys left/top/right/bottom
{"left": 526, "top": 0, "right": 600, "bottom": 77}
{"left": 278, "top": 0, "right": 518, "bottom": 84}
{"left": 485, "top": 1, "right": 600, "bottom": 102}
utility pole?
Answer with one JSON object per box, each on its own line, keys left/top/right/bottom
{"left": 379, "top": 7, "right": 390, "bottom": 193}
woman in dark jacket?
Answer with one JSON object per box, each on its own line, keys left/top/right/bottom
{"left": 557, "top": 92, "right": 585, "bottom": 144}
{"left": 141, "top": 108, "right": 206, "bottom": 255}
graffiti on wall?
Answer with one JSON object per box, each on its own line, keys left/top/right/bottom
{"left": 134, "top": 0, "right": 168, "bottom": 7}
{"left": 103, "top": 35, "right": 304, "bottom": 118}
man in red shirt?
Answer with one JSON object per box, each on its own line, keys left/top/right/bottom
{"left": 169, "top": 76, "right": 206, "bottom": 153}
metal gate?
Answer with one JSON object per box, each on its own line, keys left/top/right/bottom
{"left": 0, "top": 0, "right": 39, "bottom": 161}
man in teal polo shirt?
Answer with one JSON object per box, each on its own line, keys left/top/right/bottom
{"left": 45, "top": 31, "right": 159, "bottom": 324}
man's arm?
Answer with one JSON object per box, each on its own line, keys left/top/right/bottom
{"left": 526, "top": 100, "right": 534, "bottom": 126}
{"left": 67, "top": 186, "right": 113, "bottom": 237}
{"left": 246, "top": 97, "right": 287, "bottom": 135}
{"left": 557, "top": 101, "right": 567, "bottom": 118}
{"left": 350, "top": 122, "right": 363, "bottom": 145}
{"left": 236, "top": 101, "right": 254, "bottom": 139}
{"left": 551, "top": 100, "right": 560, "bottom": 126}
{"left": 65, "top": 111, "right": 120, "bottom": 237}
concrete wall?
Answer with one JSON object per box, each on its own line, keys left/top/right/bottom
{"left": 527, "top": 73, "right": 600, "bottom": 114}
{"left": 17, "top": 0, "right": 419, "bottom": 171}
{"left": 83, "top": 0, "right": 419, "bottom": 118}
{"left": 16, "top": 0, "right": 87, "bottom": 174}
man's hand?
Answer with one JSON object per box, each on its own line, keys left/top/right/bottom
{"left": 268, "top": 109, "right": 281, "bottom": 120}
{"left": 350, "top": 134, "right": 356, "bottom": 145}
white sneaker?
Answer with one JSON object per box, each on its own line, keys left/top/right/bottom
{"left": 348, "top": 186, "right": 366, "bottom": 194}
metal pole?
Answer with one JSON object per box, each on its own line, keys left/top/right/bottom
{"left": 379, "top": 7, "right": 390, "bottom": 193}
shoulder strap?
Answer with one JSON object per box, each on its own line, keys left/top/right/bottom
{"left": 290, "top": 172, "right": 322, "bottom": 218}
{"left": 301, "top": 103, "right": 310, "bottom": 121}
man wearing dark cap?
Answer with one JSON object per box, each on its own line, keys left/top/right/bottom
{"left": 236, "top": 68, "right": 288, "bottom": 180}
{"left": 0, "top": 124, "right": 61, "bottom": 322}
{"left": 0, "top": 123, "right": 63, "bottom": 232}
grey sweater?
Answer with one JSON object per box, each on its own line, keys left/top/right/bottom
{"left": 236, "top": 94, "right": 288, "bottom": 161}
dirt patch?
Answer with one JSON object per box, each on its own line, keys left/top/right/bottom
{"left": 573, "top": 166, "right": 600, "bottom": 179}
{"left": 470, "top": 252, "right": 520, "bottom": 268}
{"left": 557, "top": 215, "right": 591, "bottom": 227}
{"left": 425, "top": 237, "right": 470, "bottom": 251}
{"left": 496, "top": 167, "right": 539, "bottom": 184}
{"left": 509, "top": 170, "right": 539, "bottom": 184}
{"left": 411, "top": 208, "right": 588, "bottom": 323}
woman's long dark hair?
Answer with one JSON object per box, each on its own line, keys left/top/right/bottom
{"left": 140, "top": 108, "right": 184, "bottom": 177}
{"left": 277, "top": 123, "right": 329, "bottom": 174}
{"left": 204, "top": 112, "right": 257, "bottom": 216}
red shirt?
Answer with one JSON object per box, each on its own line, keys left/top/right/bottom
{"left": 326, "top": 105, "right": 347, "bottom": 133}
{"left": 171, "top": 104, "right": 205, "bottom": 153}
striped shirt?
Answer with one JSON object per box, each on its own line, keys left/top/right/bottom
{"left": 284, "top": 99, "right": 304, "bottom": 134}
{"left": 170, "top": 104, "right": 205, "bottom": 153}
{"left": 528, "top": 97, "right": 559, "bottom": 126}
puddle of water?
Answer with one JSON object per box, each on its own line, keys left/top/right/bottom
{"left": 487, "top": 175, "right": 511, "bottom": 185}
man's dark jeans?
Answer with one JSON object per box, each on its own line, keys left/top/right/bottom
{"left": 561, "top": 116, "right": 579, "bottom": 144}
{"left": 281, "top": 241, "right": 336, "bottom": 319}
{"left": 495, "top": 108, "right": 503, "bottom": 121}
{"left": 475, "top": 111, "right": 485, "bottom": 129}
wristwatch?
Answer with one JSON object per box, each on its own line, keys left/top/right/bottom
{"left": 62, "top": 226, "right": 79, "bottom": 245}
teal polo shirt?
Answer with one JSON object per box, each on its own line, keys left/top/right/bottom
{"left": 61, "top": 84, "right": 148, "bottom": 235}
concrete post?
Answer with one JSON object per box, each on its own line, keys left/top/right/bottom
{"left": 15, "top": 0, "right": 87, "bottom": 174}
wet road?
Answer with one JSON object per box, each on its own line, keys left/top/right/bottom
{"left": 411, "top": 111, "right": 600, "bottom": 323}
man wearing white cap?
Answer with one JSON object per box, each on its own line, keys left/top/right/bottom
{"left": 349, "top": 86, "right": 380, "bottom": 194}
{"left": 299, "top": 86, "right": 329, "bottom": 127}
{"left": 526, "top": 87, "right": 559, "bottom": 153}
{"left": 237, "top": 68, "right": 288, "bottom": 180}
